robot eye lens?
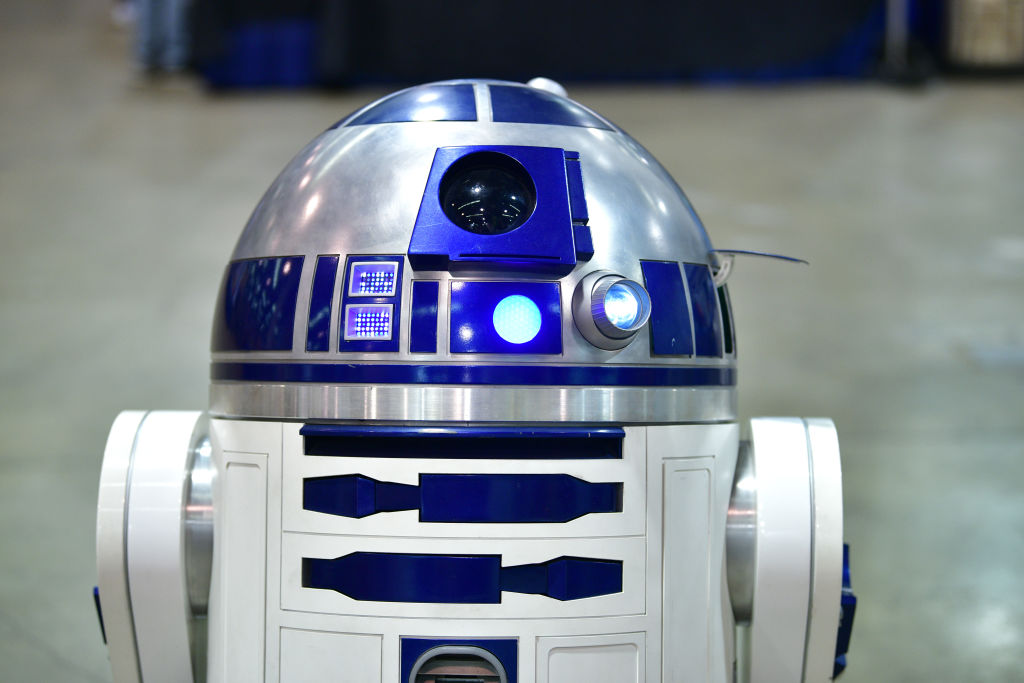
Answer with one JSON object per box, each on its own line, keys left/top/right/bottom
{"left": 440, "top": 152, "right": 537, "bottom": 235}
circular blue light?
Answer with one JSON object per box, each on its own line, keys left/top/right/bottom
{"left": 604, "top": 283, "right": 642, "bottom": 329}
{"left": 492, "top": 295, "right": 542, "bottom": 344}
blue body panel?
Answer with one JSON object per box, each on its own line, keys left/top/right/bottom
{"left": 302, "top": 553, "right": 622, "bottom": 603}
{"left": 409, "top": 280, "right": 440, "bottom": 353}
{"left": 449, "top": 281, "right": 562, "bottom": 354}
{"left": 212, "top": 256, "right": 304, "bottom": 351}
{"left": 303, "top": 473, "right": 622, "bottom": 523}
{"left": 299, "top": 425, "right": 625, "bottom": 460}
{"left": 640, "top": 260, "right": 694, "bottom": 356}
{"left": 685, "top": 263, "right": 724, "bottom": 357}
{"left": 305, "top": 255, "right": 338, "bottom": 352}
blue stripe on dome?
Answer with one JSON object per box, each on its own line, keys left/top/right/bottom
{"left": 342, "top": 84, "right": 477, "bottom": 126}
{"left": 490, "top": 85, "right": 612, "bottom": 129}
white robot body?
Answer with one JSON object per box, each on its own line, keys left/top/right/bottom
{"left": 95, "top": 80, "right": 853, "bottom": 683}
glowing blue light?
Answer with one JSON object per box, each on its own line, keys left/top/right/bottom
{"left": 604, "top": 283, "right": 642, "bottom": 329}
{"left": 492, "top": 295, "right": 542, "bottom": 344}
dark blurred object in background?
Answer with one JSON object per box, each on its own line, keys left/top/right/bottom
{"left": 183, "top": 0, "right": 1023, "bottom": 89}
{"left": 187, "top": 0, "right": 888, "bottom": 88}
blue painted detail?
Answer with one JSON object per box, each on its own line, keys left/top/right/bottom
{"left": 303, "top": 474, "right": 418, "bottom": 518}
{"left": 212, "top": 361, "right": 735, "bottom": 387}
{"left": 573, "top": 224, "right": 594, "bottom": 261}
{"left": 303, "top": 552, "right": 621, "bottom": 603}
{"left": 564, "top": 151, "right": 589, "bottom": 223}
{"left": 834, "top": 543, "right": 857, "bottom": 678}
{"left": 499, "top": 556, "right": 623, "bottom": 600}
{"left": 212, "top": 256, "right": 304, "bottom": 351}
{"left": 303, "top": 473, "right": 621, "bottom": 522}
{"left": 343, "top": 84, "right": 476, "bottom": 126}
{"left": 420, "top": 474, "right": 622, "bottom": 523}
{"left": 410, "top": 281, "right": 439, "bottom": 353}
{"left": 93, "top": 586, "right": 106, "bottom": 645}
{"left": 303, "top": 552, "right": 501, "bottom": 603}
{"left": 640, "top": 261, "right": 693, "bottom": 356}
{"left": 300, "top": 425, "right": 624, "bottom": 460}
{"left": 401, "top": 638, "right": 518, "bottom": 683}
{"left": 305, "top": 255, "right": 338, "bottom": 352}
{"left": 338, "top": 255, "right": 403, "bottom": 352}
{"left": 685, "top": 263, "right": 724, "bottom": 357}
{"left": 450, "top": 281, "right": 561, "bottom": 354}
{"left": 408, "top": 145, "right": 579, "bottom": 274}
{"left": 489, "top": 85, "right": 612, "bottom": 130}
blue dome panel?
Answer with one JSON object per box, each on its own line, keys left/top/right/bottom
{"left": 342, "top": 84, "right": 477, "bottom": 126}
{"left": 490, "top": 85, "right": 612, "bottom": 129}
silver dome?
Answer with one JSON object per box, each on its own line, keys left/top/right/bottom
{"left": 209, "top": 80, "right": 736, "bottom": 424}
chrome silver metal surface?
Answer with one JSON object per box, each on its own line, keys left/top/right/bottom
{"left": 210, "top": 382, "right": 736, "bottom": 425}
{"left": 727, "top": 439, "right": 757, "bottom": 624}
{"left": 184, "top": 417, "right": 213, "bottom": 683}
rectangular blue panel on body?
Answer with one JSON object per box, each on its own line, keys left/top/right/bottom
{"left": 401, "top": 638, "right": 518, "bottom": 683}
{"left": 302, "top": 552, "right": 502, "bottom": 603}
{"left": 300, "top": 424, "right": 624, "bottom": 459}
{"left": 338, "top": 255, "right": 403, "bottom": 352}
{"left": 450, "top": 281, "right": 561, "bottom": 354}
{"left": 684, "top": 263, "right": 724, "bottom": 357}
{"left": 212, "top": 256, "right": 304, "bottom": 351}
{"left": 410, "top": 280, "right": 439, "bottom": 353}
{"left": 305, "top": 255, "right": 338, "bottom": 352}
{"left": 640, "top": 261, "right": 693, "bottom": 356}
{"left": 420, "top": 474, "right": 622, "bottom": 523}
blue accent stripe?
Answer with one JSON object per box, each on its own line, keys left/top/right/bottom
{"left": 641, "top": 260, "right": 694, "bottom": 356}
{"left": 306, "top": 255, "right": 339, "bottom": 352}
{"left": 409, "top": 281, "right": 439, "bottom": 353}
{"left": 300, "top": 425, "right": 624, "bottom": 439}
{"left": 212, "top": 256, "right": 304, "bottom": 351}
{"left": 302, "top": 552, "right": 622, "bottom": 603}
{"left": 212, "top": 362, "right": 734, "bottom": 387}
{"left": 300, "top": 425, "right": 624, "bottom": 460}
{"left": 685, "top": 263, "right": 724, "bottom": 357}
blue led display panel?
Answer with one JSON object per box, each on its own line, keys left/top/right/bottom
{"left": 348, "top": 261, "right": 398, "bottom": 297}
{"left": 343, "top": 304, "right": 393, "bottom": 340}
{"left": 450, "top": 281, "right": 561, "bottom": 354}
{"left": 339, "top": 255, "right": 403, "bottom": 352}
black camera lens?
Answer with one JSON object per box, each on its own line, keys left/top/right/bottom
{"left": 439, "top": 152, "right": 537, "bottom": 235}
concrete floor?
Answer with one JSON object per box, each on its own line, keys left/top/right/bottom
{"left": 2, "top": 1, "right": 1023, "bottom": 681}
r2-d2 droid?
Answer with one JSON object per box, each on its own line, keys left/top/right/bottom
{"left": 95, "top": 79, "right": 855, "bottom": 683}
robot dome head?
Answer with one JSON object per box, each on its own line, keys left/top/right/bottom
{"left": 210, "top": 80, "right": 736, "bottom": 424}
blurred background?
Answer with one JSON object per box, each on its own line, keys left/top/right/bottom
{"left": 1, "top": 0, "right": 1022, "bottom": 681}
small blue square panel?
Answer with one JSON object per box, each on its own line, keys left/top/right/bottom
{"left": 348, "top": 260, "right": 398, "bottom": 297}
{"left": 343, "top": 304, "right": 393, "bottom": 341}
{"left": 450, "top": 281, "right": 561, "bottom": 355}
